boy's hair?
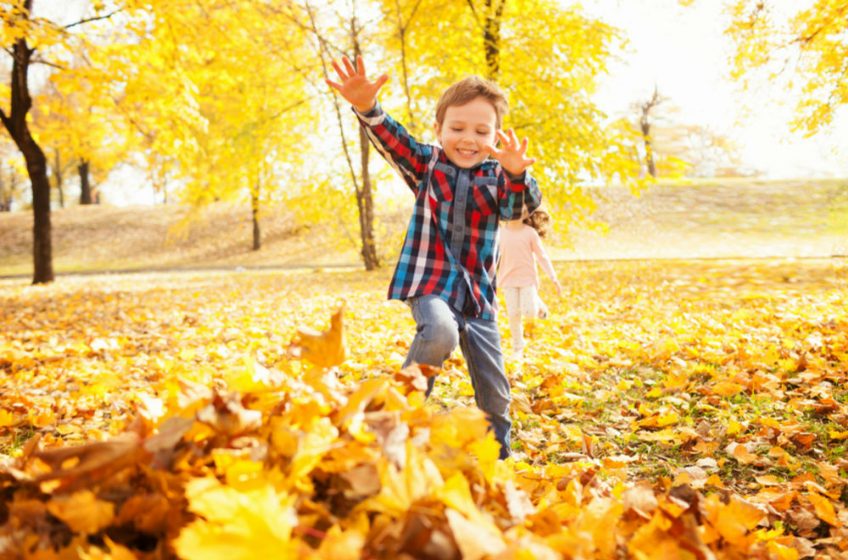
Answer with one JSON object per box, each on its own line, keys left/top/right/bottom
{"left": 435, "top": 76, "right": 508, "bottom": 129}
{"left": 523, "top": 209, "right": 551, "bottom": 239}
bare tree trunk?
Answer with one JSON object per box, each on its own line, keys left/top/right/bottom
{"left": 639, "top": 87, "right": 663, "bottom": 178}
{"left": 640, "top": 116, "right": 656, "bottom": 178}
{"left": 79, "top": 159, "right": 92, "bottom": 204}
{"left": 357, "top": 126, "right": 379, "bottom": 269}
{"left": 53, "top": 148, "right": 64, "bottom": 208}
{"left": 251, "top": 181, "right": 261, "bottom": 251}
{"left": 0, "top": 0, "right": 54, "bottom": 283}
{"left": 300, "top": 0, "right": 379, "bottom": 270}
{"left": 351, "top": 22, "right": 379, "bottom": 270}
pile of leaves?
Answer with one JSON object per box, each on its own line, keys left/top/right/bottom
{"left": 0, "top": 260, "right": 846, "bottom": 558}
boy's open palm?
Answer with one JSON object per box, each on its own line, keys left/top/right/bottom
{"left": 326, "top": 55, "right": 388, "bottom": 114}
{"left": 489, "top": 129, "right": 536, "bottom": 176}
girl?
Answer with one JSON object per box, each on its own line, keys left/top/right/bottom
{"left": 498, "top": 207, "right": 562, "bottom": 357}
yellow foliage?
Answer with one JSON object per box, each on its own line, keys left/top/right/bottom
{"left": 174, "top": 477, "right": 299, "bottom": 559}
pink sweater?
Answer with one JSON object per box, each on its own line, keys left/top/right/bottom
{"left": 497, "top": 224, "right": 558, "bottom": 288}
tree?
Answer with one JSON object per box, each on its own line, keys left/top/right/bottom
{"left": 683, "top": 0, "right": 848, "bottom": 134}
{"left": 280, "top": 0, "right": 385, "bottom": 270}
{"left": 377, "top": 0, "right": 643, "bottom": 232}
{"left": 98, "top": 1, "right": 315, "bottom": 252}
{"left": 32, "top": 76, "right": 124, "bottom": 207}
{"left": 0, "top": 0, "right": 120, "bottom": 283}
{"left": 636, "top": 86, "right": 668, "bottom": 178}
{"left": 0, "top": 0, "right": 57, "bottom": 282}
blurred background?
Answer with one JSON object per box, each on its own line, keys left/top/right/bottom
{"left": 1, "top": 0, "right": 845, "bottom": 279}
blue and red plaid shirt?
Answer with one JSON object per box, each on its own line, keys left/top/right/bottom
{"left": 356, "top": 103, "right": 542, "bottom": 320}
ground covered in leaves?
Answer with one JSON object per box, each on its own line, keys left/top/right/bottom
{"left": 1, "top": 258, "right": 846, "bottom": 559}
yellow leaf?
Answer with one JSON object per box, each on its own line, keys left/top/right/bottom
{"left": 766, "top": 541, "right": 799, "bottom": 560}
{"left": 288, "top": 417, "right": 339, "bottom": 485}
{"left": 174, "top": 477, "right": 298, "bottom": 559}
{"left": 315, "top": 524, "right": 366, "bottom": 560}
{"left": 444, "top": 508, "right": 506, "bottom": 560}
{"left": 436, "top": 473, "right": 483, "bottom": 518}
{"left": 712, "top": 496, "right": 765, "bottom": 545}
{"left": 369, "top": 443, "right": 443, "bottom": 515}
{"left": 0, "top": 409, "right": 18, "bottom": 427}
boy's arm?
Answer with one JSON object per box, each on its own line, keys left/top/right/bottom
{"left": 490, "top": 128, "right": 541, "bottom": 219}
{"left": 499, "top": 170, "right": 542, "bottom": 220}
{"left": 355, "top": 103, "right": 432, "bottom": 194}
{"left": 326, "top": 55, "right": 430, "bottom": 194}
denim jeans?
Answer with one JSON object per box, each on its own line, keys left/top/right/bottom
{"left": 403, "top": 295, "right": 511, "bottom": 459}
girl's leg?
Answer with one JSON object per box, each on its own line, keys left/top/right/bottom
{"left": 503, "top": 287, "right": 524, "bottom": 355}
{"left": 403, "top": 295, "right": 461, "bottom": 395}
{"left": 519, "top": 286, "right": 539, "bottom": 340}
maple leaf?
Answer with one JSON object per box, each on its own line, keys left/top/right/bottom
{"left": 174, "top": 477, "right": 300, "bottom": 559}
{"left": 289, "top": 304, "right": 347, "bottom": 369}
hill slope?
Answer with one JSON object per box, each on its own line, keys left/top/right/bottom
{"left": 1, "top": 179, "right": 846, "bottom": 276}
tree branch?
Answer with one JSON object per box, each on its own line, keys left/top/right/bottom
{"left": 64, "top": 8, "right": 123, "bottom": 30}
{"left": 0, "top": 107, "right": 11, "bottom": 133}
{"left": 30, "top": 56, "right": 66, "bottom": 70}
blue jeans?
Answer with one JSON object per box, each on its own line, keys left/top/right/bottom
{"left": 403, "top": 295, "right": 511, "bottom": 459}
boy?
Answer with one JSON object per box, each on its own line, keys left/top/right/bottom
{"left": 327, "top": 55, "right": 541, "bottom": 459}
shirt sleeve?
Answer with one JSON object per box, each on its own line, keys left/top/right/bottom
{"left": 531, "top": 229, "right": 559, "bottom": 284}
{"left": 354, "top": 102, "right": 433, "bottom": 195}
{"left": 498, "top": 169, "right": 542, "bottom": 220}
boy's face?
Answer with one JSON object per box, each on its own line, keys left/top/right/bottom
{"left": 434, "top": 96, "right": 498, "bottom": 168}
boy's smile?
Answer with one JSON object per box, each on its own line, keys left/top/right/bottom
{"left": 434, "top": 97, "right": 498, "bottom": 168}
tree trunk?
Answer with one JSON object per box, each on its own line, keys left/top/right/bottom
{"left": 483, "top": 0, "right": 505, "bottom": 81}
{"left": 79, "top": 160, "right": 92, "bottom": 204}
{"left": 53, "top": 148, "right": 64, "bottom": 208}
{"left": 640, "top": 117, "right": 656, "bottom": 178}
{"left": 251, "top": 182, "right": 261, "bottom": 251}
{"left": 358, "top": 119, "right": 379, "bottom": 270}
{"left": 0, "top": 166, "right": 7, "bottom": 212}
{"left": 0, "top": 1, "right": 54, "bottom": 283}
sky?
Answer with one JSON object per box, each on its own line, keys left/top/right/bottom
{"left": 582, "top": 0, "right": 848, "bottom": 178}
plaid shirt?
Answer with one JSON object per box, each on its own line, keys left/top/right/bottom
{"left": 356, "top": 103, "right": 542, "bottom": 320}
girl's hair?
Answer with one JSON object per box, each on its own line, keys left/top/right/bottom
{"left": 523, "top": 208, "right": 551, "bottom": 238}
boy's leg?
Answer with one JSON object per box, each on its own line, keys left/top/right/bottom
{"left": 403, "top": 295, "right": 461, "bottom": 395}
{"left": 458, "top": 318, "right": 511, "bottom": 459}
{"left": 503, "top": 287, "right": 524, "bottom": 355}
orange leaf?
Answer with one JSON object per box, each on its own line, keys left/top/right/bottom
{"left": 807, "top": 493, "right": 839, "bottom": 527}
{"left": 289, "top": 304, "right": 347, "bottom": 369}
{"left": 46, "top": 490, "right": 115, "bottom": 534}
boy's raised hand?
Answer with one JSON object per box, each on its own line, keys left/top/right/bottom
{"left": 489, "top": 129, "right": 536, "bottom": 176}
{"left": 326, "top": 55, "right": 388, "bottom": 114}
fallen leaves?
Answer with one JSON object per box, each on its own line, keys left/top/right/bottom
{"left": 0, "top": 260, "right": 846, "bottom": 558}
